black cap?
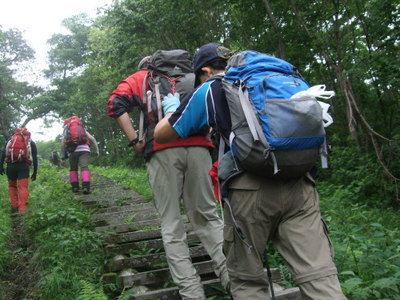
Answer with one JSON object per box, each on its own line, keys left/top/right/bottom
{"left": 193, "top": 42, "right": 231, "bottom": 87}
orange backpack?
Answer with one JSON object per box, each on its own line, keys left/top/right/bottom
{"left": 5, "top": 128, "right": 32, "bottom": 165}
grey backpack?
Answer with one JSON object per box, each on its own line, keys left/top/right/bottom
{"left": 139, "top": 49, "right": 195, "bottom": 157}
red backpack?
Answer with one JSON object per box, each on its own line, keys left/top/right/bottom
{"left": 5, "top": 128, "right": 32, "bottom": 165}
{"left": 63, "top": 116, "right": 88, "bottom": 147}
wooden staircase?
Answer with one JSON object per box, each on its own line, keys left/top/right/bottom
{"left": 79, "top": 173, "right": 301, "bottom": 299}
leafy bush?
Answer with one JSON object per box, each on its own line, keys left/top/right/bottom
{"left": 318, "top": 139, "right": 398, "bottom": 208}
{"left": 318, "top": 146, "right": 400, "bottom": 299}
{"left": 25, "top": 163, "right": 106, "bottom": 299}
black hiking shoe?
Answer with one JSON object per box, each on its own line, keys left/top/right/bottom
{"left": 10, "top": 207, "right": 19, "bottom": 216}
{"left": 71, "top": 182, "right": 80, "bottom": 193}
{"left": 82, "top": 182, "right": 91, "bottom": 194}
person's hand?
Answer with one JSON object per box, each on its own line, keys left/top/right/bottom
{"left": 31, "top": 173, "right": 37, "bottom": 181}
{"left": 133, "top": 139, "right": 145, "bottom": 154}
{"left": 162, "top": 93, "right": 180, "bottom": 114}
{"left": 0, "top": 165, "right": 4, "bottom": 175}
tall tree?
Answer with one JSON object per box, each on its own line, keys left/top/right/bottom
{"left": 0, "top": 28, "right": 40, "bottom": 141}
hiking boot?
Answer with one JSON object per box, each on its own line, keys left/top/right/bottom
{"left": 10, "top": 207, "right": 19, "bottom": 216}
{"left": 71, "top": 182, "right": 80, "bottom": 193}
{"left": 82, "top": 182, "right": 91, "bottom": 195}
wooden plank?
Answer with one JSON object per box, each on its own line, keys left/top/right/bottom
{"left": 118, "top": 260, "right": 215, "bottom": 288}
{"left": 105, "top": 223, "right": 193, "bottom": 244}
{"left": 95, "top": 202, "right": 155, "bottom": 214}
{"left": 108, "top": 245, "right": 208, "bottom": 272}
{"left": 93, "top": 210, "right": 160, "bottom": 226}
{"left": 105, "top": 230, "right": 200, "bottom": 255}
{"left": 92, "top": 207, "right": 158, "bottom": 222}
{"left": 119, "top": 262, "right": 283, "bottom": 289}
{"left": 131, "top": 279, "right": 300, "bottom": 300}
{"left": 96, "top": 219, "right": 161, "bottom": 234}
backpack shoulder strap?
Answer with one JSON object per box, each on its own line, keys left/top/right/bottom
{"left": 139, "top": 71, "right": 150, "bottom": 140}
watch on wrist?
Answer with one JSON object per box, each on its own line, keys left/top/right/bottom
{"left": 127, "top": 136, "right": 139, "bottom": 147}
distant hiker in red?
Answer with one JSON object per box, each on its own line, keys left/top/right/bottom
{"left": 61, "top": 116, "right": 99, "bottom": 194}
{"left": 0, "top": 128, "right": 38, "bottom": 214}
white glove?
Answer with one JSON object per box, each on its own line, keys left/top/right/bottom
{"left": 162, "top": 93, "right": 180, "bottom": 114}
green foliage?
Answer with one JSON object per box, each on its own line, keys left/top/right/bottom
{"left": 24, "top": 164, "right": 106, "bottom": 299}
{"left": 321, "top": 202, "right": 400, "bottom": 299}
{"left": 35, "top": 139, "right": 63, "bottom": 162}
{"left": 0, "top": 27, "right": 41, "bottom": 137}
{"left": 318, "top": 142, "right": 398, "bottom": 207}
{"left": 316, "top": 146, "right": 400, "bottom": 299}
{"left": 93, "top": 166, "right": 152, "bottom": 199}
{"left": 78, "top": 280, "right": 108, "bottom": 300}
{"left": 0, "top": 177, "right": 12, "bottom": 275}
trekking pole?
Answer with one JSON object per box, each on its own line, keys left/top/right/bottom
{"left": 265, "top": 252, "right": 276, "bottom": 300}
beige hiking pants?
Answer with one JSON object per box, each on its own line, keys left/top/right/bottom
{"left": 69, "top": 151, "right": 90, "bottom": 171}
{"left": 147, "top": 146, "right": 228, "bottom": 300}
{"left": 223, "top": 172, "right": 347, "bottom": 300}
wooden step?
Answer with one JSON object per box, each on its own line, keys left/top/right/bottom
{"left": 93, "top": 209, "right": 160, "bottom": 226}
{"left": 104, "top": 223, "right": 192, "bottom": 244}
{"left": 108, "top": 244, "right": 207, "bottom": 272}
{"left": 127, "top": 278, "right": 301, "bottom": 300}
{"left": 118, "top": 263, "right": 283, "bottom": 289}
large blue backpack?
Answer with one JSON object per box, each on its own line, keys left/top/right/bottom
{"left": 222, "top": 50, "right": 325, "bottom": 179}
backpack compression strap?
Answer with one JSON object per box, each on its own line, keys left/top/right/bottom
{"left": 139, "top": 71, "right": 150, "bottom": 140}
{"left": 237, "top": 81, "right": 278, "bottom": 175}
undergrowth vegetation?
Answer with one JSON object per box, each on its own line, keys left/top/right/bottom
{"left": 0, "top": 177, "right": 12, "bottom": 299}
{"left": 0, "top": 162, "right": 106, "bottom": 299}
{"left": 94, "top": 146, "right": 400, "bottom": 300}
{"left": 1, "top": 144, "right": 399, "bottom": 299}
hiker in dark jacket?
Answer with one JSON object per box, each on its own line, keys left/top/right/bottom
{"left": 107, "top": 55, "right": 229, "bottom": 299}
{"left": 50, "top": 151, "right": 61, "bottom": 169}
{"left": 154, "top": 43, "right": 347, "bottom": 300}
{"left": 0, "top": 128, "right": 38, "bottom": 214}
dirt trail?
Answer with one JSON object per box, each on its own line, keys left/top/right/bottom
{"left": 1, "top": 215, "right": 38, "bottom": 300}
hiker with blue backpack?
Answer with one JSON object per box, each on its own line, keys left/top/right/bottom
{"left": 154, "top": 43, "right": 346, "bottom": 299}
{"left": 107, "top": 52, "right": 229, "bottom": 300}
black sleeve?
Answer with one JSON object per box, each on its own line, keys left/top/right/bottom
{"left": 0, "top": 138, "right": 10, "bottom": 167}
{"left": 0, "top": 144, "right": 5, "bottom": 167}
{"left": 30, "top": 141, "right": 38, "bottom": 174}
{"left": 108, "top": 94, "right": 144, "bottom": 118}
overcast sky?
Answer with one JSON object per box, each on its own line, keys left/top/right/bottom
{"left": 0, "top": 0, "right": 112, "bottom": 141}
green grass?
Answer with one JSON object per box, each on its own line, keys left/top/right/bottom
{"left": 0, "top": 176, "right": 13, "bottom": 298}
{"left": 319, "top": 183, "right": 400, "bottom": 299}
{"left": 92, "top": 166, "right": 152, "bottom": 199}
{"left": 7, "top": 162, "right": 107, "bottom": 299}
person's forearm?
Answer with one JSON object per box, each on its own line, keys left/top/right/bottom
{"left": 86, "top": 132, "right": 99, "bottom": 154}
{"left": 154, "top": 113, "right": 179, "bottom": 144}
{"left": 116, "top": 112, "right": 138, "bottom": 142}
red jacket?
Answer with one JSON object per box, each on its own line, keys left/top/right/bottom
{"left": 108, "top": 70, "right": 214, "bottom": 158}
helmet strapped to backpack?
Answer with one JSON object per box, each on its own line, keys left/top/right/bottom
{"left": 63, "top": 116, "right": 88, "bottom": 148}
{"left": 5, "top": 128, "right": 32, "bottom": 165}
